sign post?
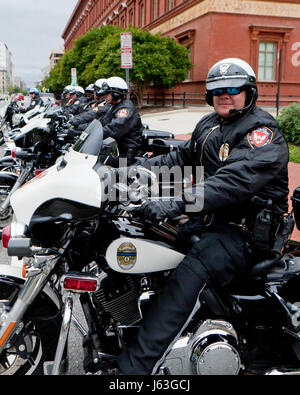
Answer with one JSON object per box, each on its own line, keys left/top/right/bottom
{"left": 71, "top": 68, "right": 77, "bottom": 86}
{"left": 120, "top": 32, "right": 133, "bottom": 99}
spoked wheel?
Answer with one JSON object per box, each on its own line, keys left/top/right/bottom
{"left": 0, "top": 194, "right": 13, "bottom": 228}
{"left": 0, "top": 175, "right": 16, "bottom": 227}
{"left": 0, "top": 281, "right": 63, "bottom": 375}
{"left": 0, "top": 323, "right": 43, "bottom": 375}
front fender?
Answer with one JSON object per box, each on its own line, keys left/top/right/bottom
{"left": 0, "top": 156, "right": 17, "bottom": 168}
{"left": 0, "top": 171, "right": 18, "bottom": 187}
{"left": 0, "top": 263, "right": 61, "bottom": 310}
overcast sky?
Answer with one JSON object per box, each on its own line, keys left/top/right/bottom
{"left": 0, "top": 0, "right": 78, "bottom": 88}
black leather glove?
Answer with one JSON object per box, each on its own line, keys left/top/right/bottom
{"left": 139, "top": 200, "right": 185, "bottom": 224}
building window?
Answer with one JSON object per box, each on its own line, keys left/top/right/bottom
{"left": 249, "top": 24, "right": 294, "bottom": 83}
{"left": 174, "top": 29, "right": 195, "bottom": 81}
{"left": 129, "top": 9, "right": 134, "bottom": 26}
{"left": 153, "top": 0, "right": 158, "bottom": 20}
{"left": 258, "top": 42, "right": 277, "bottom": 81}
{"left": 140, "top": 3, "right": 145, "bottom": 27}
{"left": 168, "top": 0, "right": 174, "bottom": 10}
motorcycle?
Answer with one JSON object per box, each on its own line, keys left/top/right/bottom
{"left": 0, "top": 108, "right": 74, "bottom": 226}
{"left": 0, "top": 101, "right": 22, "bottom": 145}
{"left": 3, "top": 101, "right": 56, "bottom": 145}
{"left": 0, "top": 119, "right": 300, "bottom": 375}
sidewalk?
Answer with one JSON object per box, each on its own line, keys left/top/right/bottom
{"left": 141, "top": 106, "right": 278, "bottom": 135}
{"left": 142, "top": 107, "right": 300, "bottom": 242}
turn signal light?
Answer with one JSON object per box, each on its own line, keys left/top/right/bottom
{"left": 2, "top": 225, "right": 11, "bottom": 249}
{"left": 63, "top": 277, "right": 98, "bottom": 292}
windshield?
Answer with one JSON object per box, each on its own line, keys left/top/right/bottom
{"left": 72, "top": 119, "right": 103, "bottom": 156}
{"left": 43, "top": 105, "right": 61, "bottom": 118}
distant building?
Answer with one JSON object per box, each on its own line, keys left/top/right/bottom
{"left": 14, "top": 76, "right": 26, "bottom": 91}
{"left": 62, "top": 0, "right": 300, "bottom": 106}
{"left": 0, "top": 41, "right": 14, "bottom": 93}
{"left": 49, "top": 48, "right": 64, "bottom": 70}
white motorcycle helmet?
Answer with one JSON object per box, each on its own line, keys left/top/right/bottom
{"left": 63, "top": 85, "right": 73, "bottom": 97}
{"left": 94, "top": 78, "right": 107, "bottom": 96}
{"left": 74, "top": 86, "right": 85, "bottom": 97}
{"left": 205, "top": 58, "right": 257, "bottom": 109}
{"left": 100, "top": 76, "right": 128, "bottom": 100}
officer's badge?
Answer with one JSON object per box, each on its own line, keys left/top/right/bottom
{"left": 117, "top": 242, "right": 137, "bottom": 270}
{"left": 219, "top": 143, "right": 230, "bottom": 161}
{"left": 219, "top": 64, "right": 230, "bottom": 75}
{"left": 247, "top": 127, "right": 273, "bottom": 148}
{"left": 117, "top": 108, "right": 129, "bottom": 118}
{"left": 93, "top": 107, "right": 98, "bottom": 112}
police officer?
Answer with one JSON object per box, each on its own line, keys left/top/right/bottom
{"left": 100, "top": 76, "right": 143, "bottom": 166}
{"left": 76, "top": 84, "right": 98, "bottom": 113}
{"left": 63, "top": 86, "right": 87, "bottom": 116}
{"left": 115, "top": 58, "right": 289, "bottom": 374}
{"left": 61, "top": 85, "right": 73, "bottom": 106}
{"left": 68, "top": 79, "right": 109, "bottom": 133}
{"left": 19, "top": 88, "right": 43, "bottom": 112}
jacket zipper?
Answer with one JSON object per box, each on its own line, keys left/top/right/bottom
{"left": 199, "top": 124, "right": 220, "bottom": 166}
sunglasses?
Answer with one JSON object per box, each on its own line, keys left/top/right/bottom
{"left": 211, "top": 87, "right": 244, "bottom": 96}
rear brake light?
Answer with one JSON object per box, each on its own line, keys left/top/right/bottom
{"left": 63, "top": 277, "right": 98, "bottom": 292}
{"left": 2, "top": 225, "right": 11, "bottom": 248}
{"left": 34, "top": 170, "right": 44, "bottom": 176}
{"left": 11, "top": 147, "right": 16, "bottom": 159}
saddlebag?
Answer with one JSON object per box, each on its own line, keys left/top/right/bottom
{"left": 151, "top": 138, "right": 185, "bottom": 156}
{"left": 141, "top": 129, "right": 175, "bottom": 153}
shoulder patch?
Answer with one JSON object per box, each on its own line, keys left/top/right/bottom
{"left": 117, "top": 108, "right": 129, "bottom": 118}
{"left": 247, "top": 127, "right": 273, "bottom": 149}
{"left": 74, "top": 100, "right": 80, "bottom": 105}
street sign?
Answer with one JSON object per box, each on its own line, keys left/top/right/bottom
{"left": 71, "top": 68, "right": 77, "bottom": 86}
{"left": 121, "top": 32, "right": 133, "bottom": 69}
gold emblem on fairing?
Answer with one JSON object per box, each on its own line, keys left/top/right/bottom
{"left": 117, "top": 242, "right": 137, "bottom": 270}
{"left": 219, "top": 143, "right": 230, "bottom": 162}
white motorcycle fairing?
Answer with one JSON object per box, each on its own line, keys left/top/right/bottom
{"left": 10, "top": 148, "right": 102, "bottom": 225}
{"left": 106, "top": 237, "right": 185, "bottom": 273}
{"left": 8, "top": 116, "right": 50, "bottom": 140}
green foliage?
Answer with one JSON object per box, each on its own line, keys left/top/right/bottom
{"left": 43, "top": 26, "right": 193, "bottom": 104}
{"left": 277, "top": 103, "right": 300, "bottom": 144}
{"left": 288, "top": 144, "right": 300, "bottom": 163}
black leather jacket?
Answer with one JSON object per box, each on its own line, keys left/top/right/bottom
{"left": 102, "top": 98, "right": 143, "bottom": 155}
{"left": 19, "top": 95, "right": 43, "bottom": 113}
{"left": 71, "top": 100, "right": 108, "bottom": 129}
{"left": 63, "top": 96, "right": 88, "bottom": 116}
{"left": 141, "top": 105, "right": 289, "bottom": 224}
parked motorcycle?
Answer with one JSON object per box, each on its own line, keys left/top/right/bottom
{"left": 3, "top": 101, "right": 55, "bottom": 146}
{"left": 0, "top": 108, "right": 73, "bottom": 226}
{"left": 0, "top": 101, "right": 21, "bottom": 145}
{"left": 1, "top": 119, "right": 300, "bottom": 375}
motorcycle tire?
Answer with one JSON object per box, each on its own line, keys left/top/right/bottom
{"left": 0, "top": 278, "right": 63, "bottom": 375}
{"left": 0, "top": 174, "right": 16, "bottom": 226}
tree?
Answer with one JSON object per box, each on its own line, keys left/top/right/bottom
{"left": 43, "top": 26, "right": 193, "bottom": 106}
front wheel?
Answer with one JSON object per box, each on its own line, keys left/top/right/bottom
{"left": 0, "top": 280, "right": 63, "bottom": 375}
{"left": 0, "top": 173, "right": 17, "bottom": 227}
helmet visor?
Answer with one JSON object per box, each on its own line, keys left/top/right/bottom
{"left": 206, "top": 75, "right": 249, "bottom": 91}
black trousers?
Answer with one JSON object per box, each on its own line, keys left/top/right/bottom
{"left": 117, "top": 224, "right": 252, "bottom": 374}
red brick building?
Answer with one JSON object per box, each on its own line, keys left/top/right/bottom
{"left": 62, "top": 0, "right": 300, "bottom": 106}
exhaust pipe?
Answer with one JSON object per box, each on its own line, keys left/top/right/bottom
{"left": 265, "top": 369, "right": 300, "bottom": 375}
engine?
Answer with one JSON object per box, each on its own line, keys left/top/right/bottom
{"left": 161, "top": 319, "right": 241, "bottom": 375}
